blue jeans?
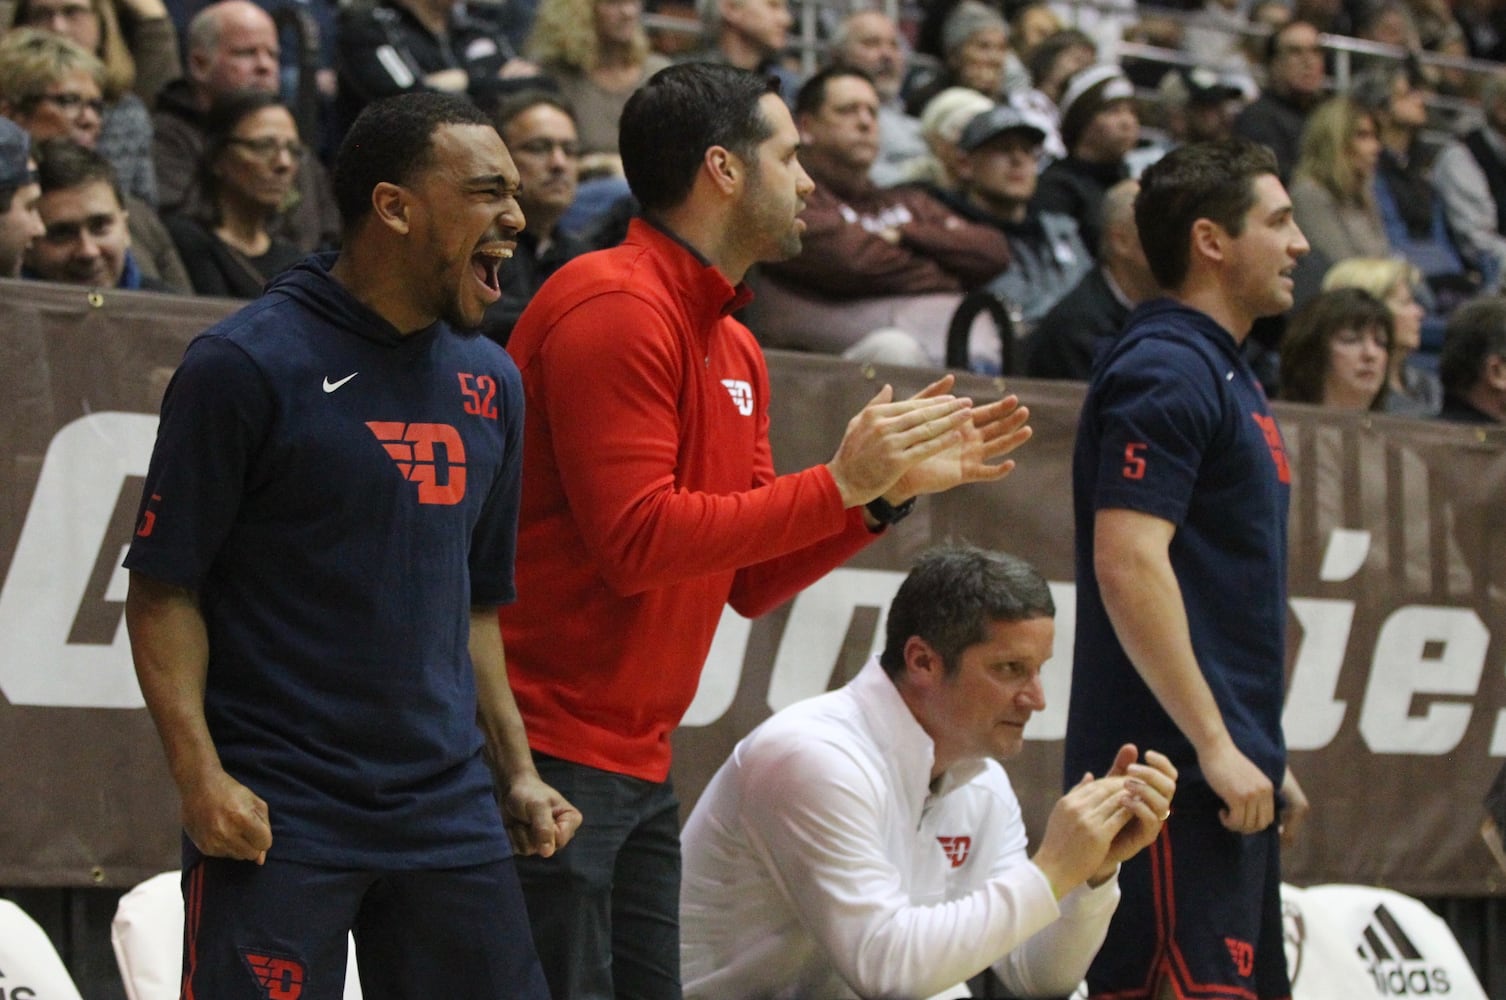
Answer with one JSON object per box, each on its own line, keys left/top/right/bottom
{"left": 513, "top": 754, "right": 682, "bottom": 1000}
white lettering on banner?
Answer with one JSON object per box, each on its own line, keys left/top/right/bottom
{"left": 765, "top": 568, "right": 903, "bottom": 711}
{"left": 1359, "top": 607, "right": 1489, "bottom": 755}
{"left": 685, "top": 535, "right": 1501, "bottom": 758}
{"left": 0, "top": 412, "right": 156, "bottom": 708}
{"left": 1283, "top": 599, "right": 1354, "bottom": 751}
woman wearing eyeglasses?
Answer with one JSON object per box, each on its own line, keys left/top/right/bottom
{"left": 164, "top": 90, "right": 303, "bottom": 298}
{"left": 0, "top": 27, "right": 188, "bottom": 286}
{"left": 1, "top": 0, "right": 171, "bottom": 208}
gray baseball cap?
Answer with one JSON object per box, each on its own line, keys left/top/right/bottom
{"left": 0, "top": 116, "right": 34, "bottom": 190}
{"left": 959, "top": 105, "right": 1048, "bottom": 152}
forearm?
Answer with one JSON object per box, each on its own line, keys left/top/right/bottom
{"left": 124, "top": 572, "right": 221, "bottom": 792}
{"left": 993, "top": 877, "right": 1119, "bottom": 998}
{"left": 898, "top": 222, "right": 1010, "bottom": 288}
{"left": 468, "top": 607, "right": 539, "bottom": 787}
{"left": 1095, "top": 513, "right": 1232, "bottom": 756}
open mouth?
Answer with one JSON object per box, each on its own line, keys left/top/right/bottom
{"left": 471, "top": 245, "right": 514, "bottom": 302}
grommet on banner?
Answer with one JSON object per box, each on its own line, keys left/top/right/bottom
{"left": 87, "top": 291, "right": 105, "bottom": 309}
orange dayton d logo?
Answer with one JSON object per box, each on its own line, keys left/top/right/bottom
{"left": 367, "top": 422, "right": 467, "bottom": 506}
{"left": 241, "top": 950, "right": 305, "bottom": 1000}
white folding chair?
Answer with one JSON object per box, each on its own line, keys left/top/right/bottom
{"left": 0, "top": 897, "right": 86, "bottom": 999}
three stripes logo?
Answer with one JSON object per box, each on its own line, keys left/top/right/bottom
{"left": 367, "top": 422, "right": 467, "bottom": 506}
{"left": 1358, "top": 903, "right": 1452, "bottom": 995}
{"left": 936, "top": 835, "right": 972, "bottom": 868}
{"left": 240, "top": 949, "right": 306, "bottom": 1000}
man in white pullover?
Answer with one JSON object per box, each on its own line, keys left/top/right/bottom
{"left": 679, "top": 544, "right": 1178, "bottom": 999}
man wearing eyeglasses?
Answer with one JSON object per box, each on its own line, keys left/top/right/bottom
{"left": 478, "top": 89, "right": 590, "bottom": 347}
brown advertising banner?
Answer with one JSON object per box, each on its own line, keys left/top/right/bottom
{"left": 1, "top": 281, "right": 1503, "bottom": 896}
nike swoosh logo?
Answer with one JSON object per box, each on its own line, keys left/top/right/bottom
{"left": 323, "top": 372, "right": 358, "bottom": 393}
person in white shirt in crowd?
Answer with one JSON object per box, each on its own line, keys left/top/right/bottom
{"left": 681, "top": 543, "right": 1178, "bottom": 1000}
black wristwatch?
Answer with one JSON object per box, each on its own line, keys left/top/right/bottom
{"left": 865, "top": 495, "right": 916, "bottom": 527}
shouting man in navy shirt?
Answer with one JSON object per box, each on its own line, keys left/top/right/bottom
{"left": 124, "top": 92, "right": 577, "bottom": 1000}
{"left": 1065, "top": 138, "right": 1312, "bottom": 1000}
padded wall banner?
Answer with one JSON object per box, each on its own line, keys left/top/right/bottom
{"left": 0, "top": 281, "right": 1503, "bottom": 895}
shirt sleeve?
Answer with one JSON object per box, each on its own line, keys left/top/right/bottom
{"left": 1089, "top": 337, "right": 1222, "bottom": 526}
{"left": 533, "top": 291, "right": 864, "bottom": 597}
{"left": 467, "top": 359, "right": 525, "bottom": 607}
{"left": 123, "top": 335, "right": 271, "bottom": 590}
{"left": 737, "top": 735, "right": 1063, "bottom": 998}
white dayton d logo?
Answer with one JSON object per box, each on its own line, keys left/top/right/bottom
{"left": 720, "top": 379, "right": 754, "bottom": 416}
{"left": 0, "top": 412, "right": 157, "bottom": 708}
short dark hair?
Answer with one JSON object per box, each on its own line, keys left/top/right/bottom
{"left": 794, "top": 64, "right": 875, "bottom": 119}
{"left": 618, "top": 62, "right": 778, "bottom": 215}
{"left": 494, "top": 88, "right": 576, "bottom": 135}
{"left": 1136, "top": 138, "right": 1278, "bottom": 290}
{"left": 1279, "top": 287, "right": 1393, "bottom": 407}
{"left": 34, "top": 137, "right": 121, "bottom": 204}
{"left": 878, "top": 545, "right": 1054, "bottom": 681}
{"left": 1439, "top": 296, "right": 1506, "bottom": 396}
{"left": 1026, "top": 28, "right": 1094, "bottom": 89}
{"left": 333, "top": 91, "right": 495, "bottom": 232}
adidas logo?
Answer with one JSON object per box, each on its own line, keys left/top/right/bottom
{"left": 1358, "top": 903, "right": 1452, "bottom": 995}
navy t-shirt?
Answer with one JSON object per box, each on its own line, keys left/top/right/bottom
{"left": 1065, "top": 298, "right": 1290, "bottom": 803}
{"left": 125, "top": 254, "right": 524, "bottom": 868}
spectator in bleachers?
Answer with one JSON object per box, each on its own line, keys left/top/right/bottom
{"left": 1356, "top": 1, "right": 1423, "bottom": 68}
{"left": 1289, "top": 96, "right": 1389, "bottom": 266}
{"left": 753, "top": 67, "right": 1009, "bottom": 365}
{"left": 943, "top": 103, "right": 1091, "bottom": 332}
{"left": 477, "top": 90, "right": 587, "bottom": 346}
{"left": 24, "top": 137, "right": 170, "bottom": 289}
{"left": 0, "top": 30, "right": 104, "bottom": 151}
{"left": 829, "top": 8, "right": 927, "bottom": 188}
{"left": 913, "top": 84, "right": 994, "bottom": 190}
{"left": 903, "top": 1, "right": 1009, "bottom": 116}
{"left": 11, "top": 0, "right": 180, "bottom": 107}
{"left": 1233, "top": 19, "right": 1326, "bottom": 180}
{"left": 1032, "top": 63, "right": 1137, "bottom": 257}
{"left": 0, "top": 28, "right": 188, "bottom": 288}
{"left": 1436, "top": 295, "right": 1506, "bottom": 422}
{"left": 0, "top": 116, "right": 45, "bottom": 277}
{"left": 1432, "top": 72, "right": 1506, "bottom": 292}
{"left": 1235, "top": 0, "right": 1293, "bottom": 94}
{"left": 1009, "top": 27, "right": 1095, "bottom": 160}
{"left": 1181, "top": 0, "right": 1252, "bottom": 77}
{"left": 1026, "top": 177, "right": 1156, "bottom": 378}
{"left": 527, "top": 0, "right": 667, "bottom": 177}
{"left": 1323, "top": 256, "right": 1442, "bottom": 416}
{"left": 1279, "top": 287, "right": 1393, "bottom": 409}
{"left": 768, "top": 66, "right": 1008, "bottom": 297}
{"left": 161, "top": 90, "right": 303, "bottom": 297}
{"left": 156, "top": 1, "right": 337, "bottom": 254}
{"left": 1003, "top": 2, "right": 1061, "bottom": 94}
{"left": 1155, "top": 66, "right": 1241, "bottom": 146}
{"left": 680, "top": 0, "right": 798, "bottom": 101}
{"left": 335, "top": 0, "right": 541, "bottom": 122}
{"left": 10, "top": 0, "right": 174, "bottom": 206}
{"left": 1454, "top": 0, "right": 1506, "bottom": 62}
{"left": 1351, "top": 64, "right": 1485, "bottom": 310}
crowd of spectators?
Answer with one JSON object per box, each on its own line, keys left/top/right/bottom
{"left": 0, "top": 0, "right": 1504, "bottom": 422}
